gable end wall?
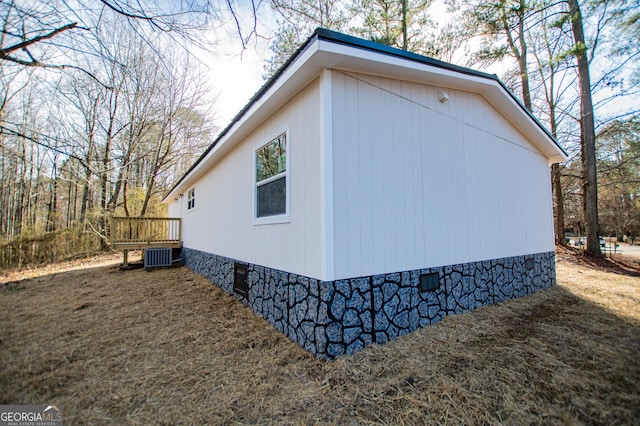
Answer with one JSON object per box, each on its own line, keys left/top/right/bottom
{"left": 331, "top": 70, "right": 555, "bottom": 280}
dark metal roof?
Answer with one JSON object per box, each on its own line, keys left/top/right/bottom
{"left": 165, "top": 28, "right": 565, "bottom": 199}
{"left": 316, "top": 28, "right": 498, "bottom": 80}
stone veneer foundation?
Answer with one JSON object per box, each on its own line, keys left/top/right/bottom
{"left": 183, "top": 248, "right": 556, "bottom": 360}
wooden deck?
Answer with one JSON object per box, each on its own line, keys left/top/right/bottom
{"left": 111, "top": 217, "right": 181, "bottom": 251}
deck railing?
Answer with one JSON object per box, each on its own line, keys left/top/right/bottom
{"left": 111, "top": 217, "right": 181, "bottom": 250}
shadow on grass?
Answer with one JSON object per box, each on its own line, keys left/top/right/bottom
{"left": 557, "top": 245, "right": 640, "bottom": 277}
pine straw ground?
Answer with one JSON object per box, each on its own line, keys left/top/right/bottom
{"left": 1, "top": 248, "right": 639, "bottom": 425}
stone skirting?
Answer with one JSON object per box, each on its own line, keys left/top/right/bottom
{"left": 183, "top": 248, "right": 556, "bottom": 360}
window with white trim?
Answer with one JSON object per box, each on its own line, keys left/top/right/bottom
{"left": 187, "top": 188, "right": 195, "bottom": 210}
{"left": 255, "top": 133, "right": 287, "bottom": 218}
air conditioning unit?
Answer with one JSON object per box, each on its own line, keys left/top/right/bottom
{"left": 144, "top": 248, "right": 172, "bottom": 269}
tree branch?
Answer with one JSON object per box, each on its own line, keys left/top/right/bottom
{"left": 0, "top": 22, "right": 78, "bottom": 56}
{"left": 0, "top": 125, "right": 88, "bottom": 168}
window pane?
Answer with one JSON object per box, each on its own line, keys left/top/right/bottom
{"left": 257, "top": 176, "right": 286, "bottom": 217}
{"left": 187, "top": 188, "right": 195, "bottom": 210}
{"left": 256, "top": 134, "right": 286, "bottom": 182}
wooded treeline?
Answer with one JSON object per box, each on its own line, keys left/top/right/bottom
{"left": 0, "top": 1, "right": 218, "bottom": 265}
{"left": 1, "top": 0, "right": 638, "bottom": 266}
{"left": 0, "top": 37, "right": 212, "bottom": 238}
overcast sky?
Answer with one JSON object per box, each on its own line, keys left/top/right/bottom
{"left": 204, "top": 5, "right": 276, "bottom": 129}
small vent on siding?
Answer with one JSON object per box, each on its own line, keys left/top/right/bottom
{"left": 145, "top": 248, "right": 172, "bottom": 269}
{"left": 525, "top": 257, "right": 535, "bottom": 271}
{"left": 419, "top": 272, "right": 440, "bottom": 293}
{"left": 234, "top": 263, "right": 249, "bottom": 299}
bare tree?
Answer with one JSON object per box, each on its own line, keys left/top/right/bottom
{"left": 566, "top": 0, "right": 600, "bottom": 255}
{"left": 596, "top": 118, "right": 640, "bottom": 239}
{"left": 529, "top": 5, "right": 579, "bottom": 245}
{"left": 450, "top": 0, "right": 539, "bottom": 110}
{"left": 0, "top": 0, "right": 245, "bottom": 70}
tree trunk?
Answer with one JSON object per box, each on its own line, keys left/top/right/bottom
{"left": 548, "top": 92, "right": 565, "bottom": 246}
{"left": 567, "top": 0, "right": 600, "bottom": 256}
{"left": 46, "top": 160, "right": 58, "bottom": 232}
{"left": 79, "top": 95, "right": 100, "bottom": 223}
{"left": 501, "top": 0, "right": 531, "bottom": 112}
{"left": 139, "top": 122, "right": 168, "bottom": 217}
{"left": 107, "top": 130, "right": 137, "bottom": 212}
{"left": 79, "top": 139, "right": 94, "bottom": 224}
{"left": 123, "top": 178, "right": 130, "bottom": 217}
{"left": 14, "top": 142, "right": 25, "bottom": 237}
{"left": 0, "top": 152, "right": 7, "bottom": 238}
{"left": 66, "top": 165, "right": 73, "bottom": 227}
{"left": 79, "top": 176, "right": 92, "bottom": 223}
{"left": 401, "top": 0, "right": 408, "bottom": 50}
{"left": 99, "top": 90, "right": 120, "bottom": 250}
{"left": 99, "top": 135, "right": 112, "bottom": 250}
{"left": 552, "top": 163, "right": 566, "bottom": 245}
{"left": 516, "top": 3, "right": 531, "bottom": 111}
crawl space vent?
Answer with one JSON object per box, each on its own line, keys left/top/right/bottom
{"left": 525, "top": 258, "right": 535, "bottom": 271}
{"left": 234, "top": 263, "right": 249, "bottom": 298}
{"left": 419, "top": 272, "right": 440, "bottom": 293}
{"left": 144, "top": 248, "right": 172, "bottom": 268}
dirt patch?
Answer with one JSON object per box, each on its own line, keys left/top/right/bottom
{"left": 0, "top": 252, "right": 126, "bottom": 286}
{"left": 1, "top": 250, "right": 639, "bottom": 424}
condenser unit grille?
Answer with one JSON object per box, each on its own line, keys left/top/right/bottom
{"left": 145, "top": 248, "right": 172, "bottom": 268}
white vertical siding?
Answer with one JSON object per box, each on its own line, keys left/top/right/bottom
{"left": 331, "top": 70, "right": 554, "bottom": 280}
{"left": 168, "top": 199, "right": 180, "bottom": 218}
{"left": 182, "top": 79, "right": 322, "bottom": 278}
{"left": 319, "top": 69, "right": 335, "bottom": 280}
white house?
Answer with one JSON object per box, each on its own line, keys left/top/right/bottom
{"left": 164, "top": 29, "right": 567, "bottom": 359}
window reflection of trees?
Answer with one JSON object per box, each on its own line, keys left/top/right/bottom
{"left": 256, "top": 134, "right": 286, "bottom": 182}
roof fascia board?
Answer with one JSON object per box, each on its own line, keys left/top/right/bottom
{"left": 316, "top": 39, "right": 567, "bottom": 163}
{"left": 479, "top": 82, "right": 568, "bottom": 163}
{"left": 165, "top": 28, "right": 568, "bottom": 202}
{"left": 316, "top": 29, "right": 567, "bottom": 163}
{"left": 318, "top": 38, "right": 496, "bottom": 91}
{"left": 316, "top": 28, "right": 497, "bottom": 80}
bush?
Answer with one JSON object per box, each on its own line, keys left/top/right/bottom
{"left": 0, "top": 224, "right": 104, "bottom": 269}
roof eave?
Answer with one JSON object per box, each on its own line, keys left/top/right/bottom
{"left": 163, "top": 34, "right": 326, "bottom": 203}
{"left": 314, "top": 28, "right": 567, "bottom": 162}
{"left": 313, "top": 36, "right": 567, "bottom": 163}
{"left": 164, "top": 28, "right": 568, "bottom": 202}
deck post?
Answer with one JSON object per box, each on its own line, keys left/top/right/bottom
{"left": 123, "top": 249, "right": 129, "bottom": 267}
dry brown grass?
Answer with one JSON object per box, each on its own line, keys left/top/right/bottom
{"left": 1, "top": 250, "right": 639, "bottom": 425}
